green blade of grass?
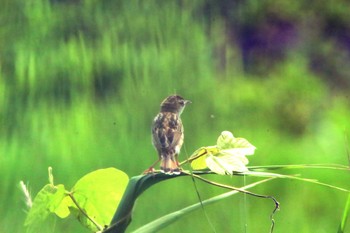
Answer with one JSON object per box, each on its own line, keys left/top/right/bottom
{"left": 248, "top": 164, "right": 349, "bottom": 171}
{"left": 132, "top": 178, "right": 275, "bottom": 233}
{"left": 338, "top": 193, "right": 350, "bottom": 233}
{"left": 242, "top": 171, "right": 350, "bottom": 193}
{"left": 104, "top": 171, "right": 216, "bottom": 233}
{"left": 104, "top": 173, "right": 189, "bottom": 233}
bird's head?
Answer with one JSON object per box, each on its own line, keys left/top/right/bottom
{"left": 160, "top": 95, "right": 191, "bottom": 114}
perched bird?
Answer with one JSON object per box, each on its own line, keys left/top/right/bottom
{"left": 148, "top": 95, "right": 191, "bottom": 175}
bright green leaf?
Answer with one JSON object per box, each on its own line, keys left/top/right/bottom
{"left": 217, "top": 131, "right": 256, "bottom": 155}
{"left": 229, "top": 137, "right": 256, "bottom": 155}
{"left": 25, "top": 184, "right": 68, "bottom": 232}
{"left": 132, "top": 178, "right": 274, "bottom": 233}
{"left": 70, "top": 168, "right": 129, "bottom": 232}
{"left": 54, "top": 195, "right": 72, "bottom": 218}
{"left": 190, "top": 154, "right": 208, "bottom": 170}
{"left": 189, "top": 147, "right": 217, "bottom": 170}
{"left": 206, "top": 153, "right": 249, "bottom": 175}
{"left": 217, "top": 131, "right": 236, "bottom": 149}
{"left": 47, "top": 184, "right": 67, "bottom": 213}
{"left": 190, "top": 131, "right": 256, "bottom": 175}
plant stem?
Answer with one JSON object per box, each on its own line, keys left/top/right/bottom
{"left": 67, "top": 192, "right": 103, "bottom": 231}
{"left": 179, "top": 147, "right": 216, "bottom": 165}
{"left": 181, "top": 171, "right": 280, "bottom": 233}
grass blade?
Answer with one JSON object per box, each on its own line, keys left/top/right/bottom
{"left": 338, "top": 193, "right": 350, "bottom": 233}
{"left": 104, "top": 173, "right": 178, "bottom": 233}
{"left": 249, "top": 164, "right": 349, "bottom": 171}
{"left": 132, "top": 178, "right": 275, "bottom": 233}
{"left": 242, "top": 171, "right": 350, "bottom": 193}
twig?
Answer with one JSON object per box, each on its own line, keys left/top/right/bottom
{"left": 181, "top": 171, "right": 280, "bottom": 232}
{"left": 179, "top": 147, "right": 217, "bottom": 166}
{"left": 67, "top": 192, "right": 103, "bottom": 231}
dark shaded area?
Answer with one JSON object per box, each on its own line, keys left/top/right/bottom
{"left": 93, "top": 68, "right": 123, "bottom": 100}
{"left": 201, "top": 0, "right": 350, "bottom": 87}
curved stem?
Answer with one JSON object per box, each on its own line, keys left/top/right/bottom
{"left": 67, "top": 192, "right": 103, "bottom": 231}
{"left": 179, "top": 147, "right": 212, "bottom": 166}
{"left": 181, "top": 171, "right": 280, "bottom": 232}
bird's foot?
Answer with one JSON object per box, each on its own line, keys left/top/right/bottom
{"left": 142, "top": 167, "right": 156, "bottom": 175}
{"left": 161, "top": 167, "right": 182, "bottom": 175}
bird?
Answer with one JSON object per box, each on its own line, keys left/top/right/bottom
{"left": 147, "top": 95, "right": 191, "bottom": 175}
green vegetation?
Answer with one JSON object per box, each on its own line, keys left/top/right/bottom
{"left": 1, "top": 0, "right": 350, "bottom": 232}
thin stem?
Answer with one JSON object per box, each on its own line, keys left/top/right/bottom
{"left": 181, "top": 171, "right": 280, "bottom": 232}
{"left": 182, "top": 171, "right": 277, "bottom": 202}
{"left": 187, "top": 168, "right": 217, "bottom": 233}
{"left": 67, "top": 192, "right": 103, "bottom": 231}
{"left": 179, "top": 148, "right": 210, "bottom": 166}
{"left": 249, "top": 164, "right": 349, "bottom": 171}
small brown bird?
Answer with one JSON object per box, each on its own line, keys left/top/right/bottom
{"left": 148, "top": 95, "right": 191, "bottom": 175}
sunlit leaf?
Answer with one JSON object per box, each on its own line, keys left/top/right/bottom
{"left": 70, "top": 168, "right": 129, "bottom": 232}
{"left": 55, "top": 195, "right": 72, "bottom": 218}
{"left": 190, "top": 131, "right": 256, "bottom": 175}
{"left": 189, "top": 147, "right": 218, "bottom": 170}
{"left": 229, "top": 137, "right": 256, "bottom": 155}
{"left": 190, "top": 154, "right": 208, "bottom": 170}
{"left": 25, "top": 184, "right": 68, "bottom": 231}
{"left": 206, "top": 153, "right": 249, "bottom": 175}
{"left": 132, "top": 178, "right": 274, "bottom": 233}
{"left": 217, "top": 131, "right": 236, "bottom": 149}
{"left": 108, "top": 173, "right": 180, "bottom": 233}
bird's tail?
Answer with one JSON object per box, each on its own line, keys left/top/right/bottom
{"left": 160, "top": 155, "right": 181, "bottom": 175}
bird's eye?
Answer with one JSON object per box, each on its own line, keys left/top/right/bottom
{"left": 179, "top": 100, "right": 185, "bottom": 105}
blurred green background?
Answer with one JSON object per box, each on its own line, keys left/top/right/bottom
{"left": 1, "top": 0, "right": 350, "bottom": 232}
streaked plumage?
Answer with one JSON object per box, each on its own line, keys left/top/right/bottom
{"left": 150, "top": 95, "right": 191, "bottom": 175}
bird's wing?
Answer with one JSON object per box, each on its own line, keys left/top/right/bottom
{"left": 152, "top": 113, "right": 183, "bottom": 151}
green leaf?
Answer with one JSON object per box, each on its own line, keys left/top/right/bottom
{"left": 132, "top": 178, "right": 274, "bottom": 233}
{"left": 206, "top": 153, "right": 249, "bottom": 175}
{"left": 55, "top": 195, "right": 72, "bottom": 218}
{"left": 70, "top": 168, "right": 129, "bottom": 232}
{"left": 106, "top": 173, "right": 181, "bottom": 233}
{"left": 226, "top": 137, "right": 256, "bottom": 155}
{"left": 217, "top": 131, "right": 256, "bottom": 155}
{"left": 338, "top": 193, "right": 350, "bottom": 233}
{"left": 243, "top": 170, "right": 350, "bottom": 192}
{"left": 190, "top": 147, "right": 217, "bottom": 170}
{"left": 190, "top": 131, "right": 256, "bottom": 174}
{"left": 25, "top": 184, "right": 68, "bottom": 231}
{"left": 217, "top": 130, "right": 236, "bottom": 149}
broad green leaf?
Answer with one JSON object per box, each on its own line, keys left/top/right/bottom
{"left": 190, "top": 154, "right": 207, "bottom": 170}
{"left": 217, "top": 131, "right": 236, "bottom": 149}
{"left": 70, "top": 168, "right": 129, "bottom": 232}
{"left": 190, "top": 131, "right": 256, "bottom": 174}
{"left": 107, "top": 173, "right": 181, "bottom": 233}
{"left": 190, "top": 147, "right": 218, "bottom": 170}
{"left": 229, "top": 137, "right": 256, "bottom": 155}
{"left": 25, "top": 184, "right": 68, "bottom": 231}
{"left": 55, "top": 195, "right": 72, "bottom": 218}
{"left": 220, "top": 150, "right": 249, "bottom": 164}
{"left": 217, "top": 131, "right": 256, "bottom": 154}
{"left": 132, "top": 178, "right": 274, "bottom": 233}
{"left": 206, "top": 153, "right": 248, "bottom": 175}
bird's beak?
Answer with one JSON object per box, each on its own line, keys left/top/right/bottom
{"left": 185, "top": 100, "right": 192, "bottom": 105}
